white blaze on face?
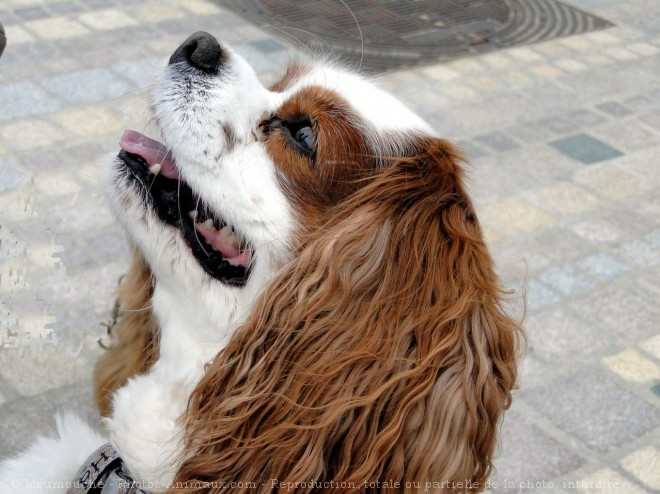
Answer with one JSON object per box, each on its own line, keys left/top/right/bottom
{"left": 288, "top": 66, "right": 435, "bottom": 135}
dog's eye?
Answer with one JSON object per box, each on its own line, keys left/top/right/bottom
{"left": 294, "top": 126, "right": 314, "bottom": 153}
{"left": 283, "top": 118, "right": 315, "bottom": 157}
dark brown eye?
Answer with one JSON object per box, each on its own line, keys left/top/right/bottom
{"left": 293, "top": 125, "right": 314, "bottom": 154}
{"left": 283, "top": 117, "right": 315, "bottom": 158}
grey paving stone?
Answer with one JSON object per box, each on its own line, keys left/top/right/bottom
{"left": 539, "top": 265, "right": 596, "bottom": 296}
{"left": 569, "top": 281, "right": 660, "bottom": 342}
{"left": 648, "top": 88, "right": 660, "bottom": 104}
{"left": 526, "top": 279, "right": 561, "bottom": 310}
{"left": 19, "top": 42, "right": 57, "bottom": 61}
{"left": 86, "top": 0, "right": 116, "bottom": 7}
{"left": 16, "top": 148, "right": 69, "bottom": 173}
{"left": 0, "top": 382, "right": 99, "bottom": 457}
{"left": 474, "top": 132, "right": 519, "bottom": 152}
{"left": 81, "top": 228, "right": 130, "bottom": 265}
{"left": 562, "top": 64, "right": 658, "bottom": 105}
{"left": 157, "top": 18, "right": 202, "bottom": 36}
{"left": 567, "top": 109, "right": 607, "bottom": 127}
{"left": 39, "top": 56, "right": 85, "bottom": 76}
{"left": 539, "top": 116, "right": 580, "bottom": 135}
{"left": 51, "top": 36, "right": 95, "bottom": 53}
{"left": 0, "top": 396, "right": 58, "bottom": 457}
{"left": 623, "top": 94, "right": 657, "bottom": 111}
{"left": 514, "top": 82, "right": 580, "bottom": 118}
{"left": 231, "top": 42, "right": 292, "bottom": 73}
{"left": 592, "top": 120, "right": 659, "bottom": 151}
{"left": 490, "top": 235, "right": 554, "bottom": 277}
{"left": 517, "top": 355, "right": 551, "bottom": 390}
{"left": 0, "top": 81, "right": 63, "bottom": 121}
{"left": 595, "top": 101, "right": 633, "bottom": 118}
{"left": 0, "top": 344, "right": 95, "bottom": 397}
{"left": 62, "top": 140, "right": 113, "bottom": 163}
{"left": 632, "top": 191, "right": 660, "bottom": 230}
{"left": 549, "top": 134, "right": 624, "bottom": 164}
{"left": 457, "top": 140, "right": 488, "bottom": 160}
{"left": 112, "top": 59, "right": 160, "bottom": 88}
{"left": 639, "top": 109, "right": 660, "bottom": 131}
{"left": 48, "top": 1, "right": 83, "bottom": 15}
{"left": 95, "top": 25, "right": 160, "bottom": 45}
{"left": 14, "top": 6, "right": 50, "bottom": 20}
{"left": 575, "top": 252, "right": 630, "bottom": 280}
{"left": 55, "top": 239, "right": 96, "bottom": 271}
{"left": 40, "top": 68, "right": 133, "bottom": 106}
{"left": 66, "top": 259, "right": 126, "bottom": 316}
{"left": 506, "top": 122, "right": 553, "bottom": 143}
{"left": 615, "top": 239, "right": 660, "bottom": 266}
{"left": 651, "top": 383, "right": 660, "bottom": 398}
{"left": 525, "top": 306, "right": 610, "bottom": 360}
{"left": 0, "top": 59, "right": 38, "bottom": 82}
{"left": 0, "top": 12, "right": 18, "bottom": 27}
{"left": 534, "top": 227, "right": 597, "bottom": 263}
{"left": 249, "top": 38, "right": 285, "bottom": 54}
{"left": 490, "top": 411, "right": 586, "bottom": 492}
{"left": 594, "top": 206, "right": 659, "bottom": 240}
{"left": 646, "top": 229, "right": 660, "bottom": 248}
{"left": 78, "top": 48, "right": 133, "bottom": 69}
{"left": 0, "top": 156, "right": 28, "bottom": 192}
{"left": 470, "top": 146, "right": 579, "bottom": 202}
{"left": 522, "top": 366, "right": 660, "bottom": 454}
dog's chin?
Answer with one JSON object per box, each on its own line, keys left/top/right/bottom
{"left": 107, "top": 142, "right": 254, "bottom": 288}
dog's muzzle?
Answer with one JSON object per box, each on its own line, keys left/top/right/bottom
{"left": 68, "top": 444, "right": 145, "bottom": 494}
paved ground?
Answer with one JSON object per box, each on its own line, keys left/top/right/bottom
{"left": 0, "top": 0, "right": 659, "bottom": 492}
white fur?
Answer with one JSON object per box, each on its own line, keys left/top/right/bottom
{"left": 0, "top": 37, "right": 433, "bottom": 492}
{"left": 291, "top": 67, "right": 433, "bottom": 134}
{"left": 0, "top": 414, "right": 105, "bottom": 493}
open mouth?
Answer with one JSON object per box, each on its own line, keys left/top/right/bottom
{"left": 117, "top": 130, "right": 252, "bottom": 286}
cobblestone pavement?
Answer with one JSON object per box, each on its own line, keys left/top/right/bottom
{"left": 1, "top": 0, "right": 659, "bottom": 492}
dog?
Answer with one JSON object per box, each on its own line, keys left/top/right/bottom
{"left": 0, "top": 32, "right": 521, "bottom": 493}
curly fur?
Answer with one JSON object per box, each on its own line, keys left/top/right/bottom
{"left": 169, "top": 139, "right": 523, "bottom": 493}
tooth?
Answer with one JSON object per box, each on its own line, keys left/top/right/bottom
{"left": 149, "top": 163, "right": 162, "bottom": 175}
{"left": 202, "top": 218, "right": 214, "bottom": 229}
{"left": 219, "top": 226, "right": 240, "bottom": 248}
{"left": 188, "top": 210, "right": 198, "bottom": 220}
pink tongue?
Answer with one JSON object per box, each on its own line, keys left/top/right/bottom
{"left": 194, "top": 222, "right": 251, "bottom": 268}
{"left": 119, "top": 130, "right": 179, "bottom": 179}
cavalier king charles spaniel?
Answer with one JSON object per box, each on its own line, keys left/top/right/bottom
{"left": 1, "top": 32, "right": 522, "bottom": 493}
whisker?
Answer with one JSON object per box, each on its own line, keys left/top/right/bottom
{"left": 337, "top": 0, "right": 364, "bottom": 73}
{"left": 192, "top": 195, "right": 210, "bottom": 256}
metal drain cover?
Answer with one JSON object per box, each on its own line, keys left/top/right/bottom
{"left": 216, "top": 0, "right": 613, "bottom": 72}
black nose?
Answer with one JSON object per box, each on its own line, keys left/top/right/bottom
{"left": 169, "top": 31, "right": 223, "bottom": 73}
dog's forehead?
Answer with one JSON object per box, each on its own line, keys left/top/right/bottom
{"left": 281, "top": 65, "right": 433, "bottom": 134}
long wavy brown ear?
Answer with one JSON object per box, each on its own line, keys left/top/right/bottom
{"left": 171, "top": 138, "right": 523, "bottom": 493}
{"left": 93, "top": 251, "right": 159, "bottom": 417}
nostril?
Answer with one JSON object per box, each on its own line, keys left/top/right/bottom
{"left": 184, "top": 40, "right": 198, "bottom": 60}
{"left": 169, "top": 31, "right": 224, "bottom": 74}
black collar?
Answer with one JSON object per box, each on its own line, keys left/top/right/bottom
{"left": 68, "top": 443, "right": 146, "bottom": 494}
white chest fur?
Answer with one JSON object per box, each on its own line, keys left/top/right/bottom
{"left": 106, "top": 284, "right": 238, "bottom": 491}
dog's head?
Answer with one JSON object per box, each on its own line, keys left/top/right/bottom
{"left": 106, "top": 31, "right": 433, "bottom": 333}
{"left": 106, "top": 32, "right": 522, "bottom": 490}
